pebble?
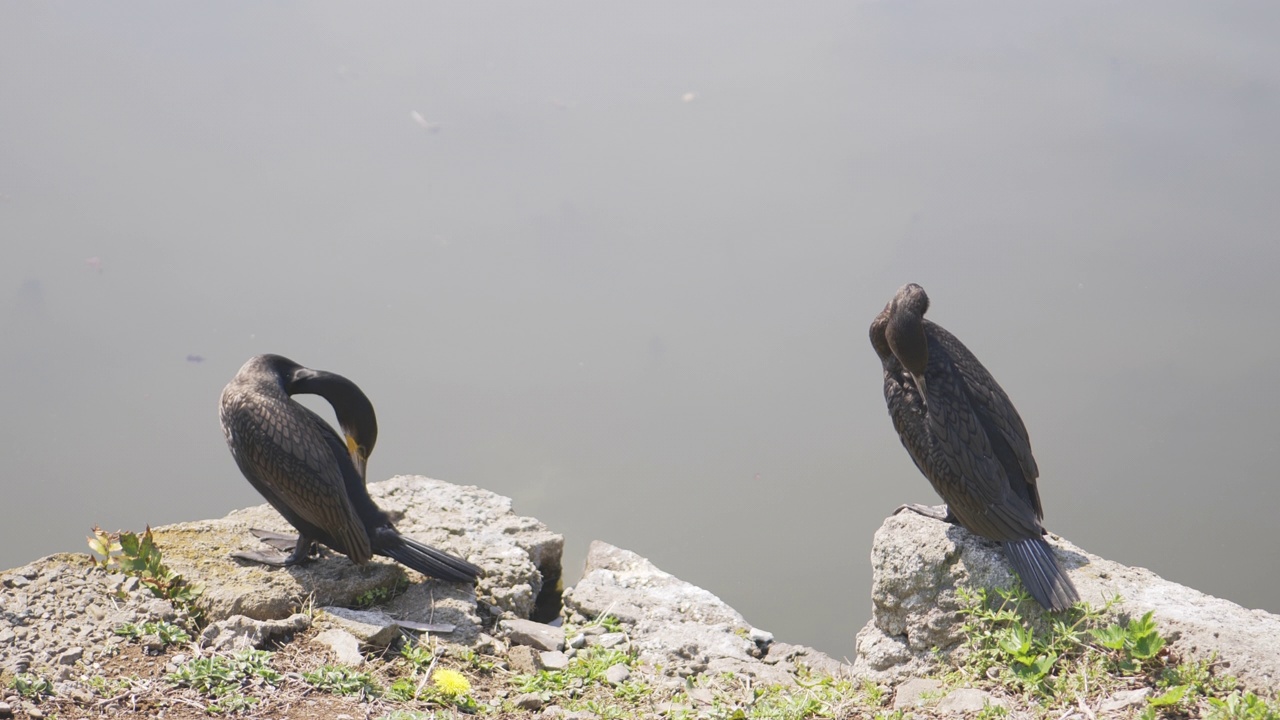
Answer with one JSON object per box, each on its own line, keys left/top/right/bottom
{"left": 541, "top": 650, "right": 570, "bottom": 670}
{"left": 604, "top": 664, "right": 630, "bottom": 685}
{"left": 937, "top": 688, "right": 1002, "bottom": 714}
{"left": 508, "top": 645, "right": 544, "bottom": 674}
{"left": 596, "top": 632, "right": 627, "bottom": 649}
{"left": 514, "top": 692, "right": 544, "bottom": 710}
{"left": 568, "top": 632, "right": 587, "bottom": 649}
{"left": 0, "top": 702, "right": 10, "bottom": 719}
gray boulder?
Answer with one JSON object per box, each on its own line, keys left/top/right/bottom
{"left": 562, "top": 540, "right": 850, "bottom": 684}
{"left": 853, "top": 511, "right": 1280, "bottom": 693}
{"left": 153, "top": 475, "right": 562, "bottom": 623}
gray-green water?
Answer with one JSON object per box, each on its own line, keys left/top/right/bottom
{"left": 3, "top": 2, "right": 1278, "bottom": 660}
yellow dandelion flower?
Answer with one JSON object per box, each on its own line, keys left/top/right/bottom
{"left": 432, "top": 668, "right": 471, "bottom": 696}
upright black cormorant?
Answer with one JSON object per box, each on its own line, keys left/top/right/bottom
{"left": 870, "top": 284, "right": 1079, "bottom": 611}
{"left": 219, "top": 354, "right": 480, "bottom": 583}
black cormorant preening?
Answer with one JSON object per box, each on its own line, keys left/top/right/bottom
{"left": 219, "top": 354, "right": 480, "bottom": 584}
{"left": 870, "top": 284, "right": 1079, "bottom": 611}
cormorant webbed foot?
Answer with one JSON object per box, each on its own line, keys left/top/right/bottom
{"left": 247, "top": 528, "right": 323, "bottom": 555}
{"left": 893, "top": 503, "right": 956, "bottom": 522}
{"left": 231, "top": 549, "right": 301, "bottom": 566}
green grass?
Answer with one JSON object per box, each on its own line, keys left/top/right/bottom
{"left": 951, "top": 586, "right": 1280, "bottom": 718}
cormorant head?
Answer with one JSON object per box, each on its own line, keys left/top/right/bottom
{"left": 869, "top": 307, "right": 894, "bottom": 365}
{"left": 289, "top": 365, "right": 379, "bottom": 480}
{"left": 886, "top": 283, "right": 931, "bottom": 402}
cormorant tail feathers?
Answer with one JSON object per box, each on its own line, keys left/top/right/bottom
{"left": 372, "top": 528, "right": 481, "bottom": 584}
{"left": 1001, "top": 537, "right": 1079, "bottom": 612}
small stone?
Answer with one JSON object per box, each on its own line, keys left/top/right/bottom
{"left": 563, "top": 711, "right": 598, "bottom": 720}
{"left": 27, "top": 706, "right": 44, "bottom": 720}
{"left": 937, "top": 688, "right": 1002, "bottom": 714}
{"left": 748, "top": 627, "right": 774, "bottom": 645}
{"left": 568, "top": 633, "right": 587, "bottom": 649}
{"left": 56, "top": 646, "right": 84, "bottom": 665}
{"left": 514, "top": 693, "right": 544, "bottom": 710}
{"left": 1100, "top": 688, "right": 1151, "bottom": 713}
{"left": 541, "top": 706, "right": 565, "bottom": 718}
{"left": 317, "top": 607, "right": 397, "bottom": 647}
{"left": 893, "top": 678, "right": 943, "bottom": 710}
{"left": 508, "top": 645, "right": 544, "bottom": 674}
{"left": 4, "top": 576, "right": 30, "bottom": 589}
{"left": 688, "top": 688, "right": 715, "bottom": 706}
{"left": 140, "top": 634, "right": 167, "bottom": 655}
{"left": 473, "top": 633, "right": 499, "bottom": 655}
{"left": 501, "top": 618, "right": 566, "bottom": 651}
{"left": 540, "top": 650, "right": 570, "bottom": 670}
{"left": 604, "top": 664, "right": 630, "bottom": 685}
{"left": 314, "top": 629, "right": 364, "bottom": 667}
{"left": 336, "top": 715, "right": 355, "bottom": 720}
{"left": 596, "top": 632, "right": 627, "bottom": 648}
{"left": 580, "top": 624, "right": 606, "bottom": 636}
{"left": 0, "top": 701, "right": 10, "bottom": 718}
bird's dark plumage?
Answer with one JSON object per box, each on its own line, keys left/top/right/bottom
{"left": 870, "top": 284, "right": 1078, "bottom": 611}
{"left": 219, "top": 354, "right": 480, "bottom": 583}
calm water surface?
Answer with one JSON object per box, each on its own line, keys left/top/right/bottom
{"left": 2, "top": 2, "right": 1278, "bottom": 659}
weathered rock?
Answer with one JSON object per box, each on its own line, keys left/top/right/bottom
{"left": 200, "top": 613, "right": 311, "bottom": 651}
{"left": 604, "top": 663, "right": 630, "bottom": 685}
{"left": 595, "top": 631, "right": 628, "bottom": 650}
{"left": 853, "top": 511, "right": 1280, "bottom": 693}
{"left": 314, "top": 629, "right": 364, "bottom": 666}
{"left": 1098, "top": 687, "right": 1150, "bottom": 713}
{"left": 0, "top": 555, "right": 187, "bottom": 677}
{"left": 152, "top": 476, "right": 563, "bottom": 623}
{"left": 937, "top": 688, "right": 1003, "bottom": 714}
{"left": 893, "top": 677, "right": 943, "bottom": 710}
{"left": 316, "top": 607, "right": 401, "bottom": 648}
{"left": 383, "top": 581, "right": 483, "bottom": 644}
{"left": 562, "top": 541, "right": 850, "bottom": 685}
{"left": 508, "top": 645, "right": 544, "bottom": 674}
{"left": 513, "top": 693, "right": 544, "bottom": 710}
{"left": 501, "top": 618, "right": 565, "bottom": 651}
{"left": 541, "top": 650, "right": 570, "bottom": 670}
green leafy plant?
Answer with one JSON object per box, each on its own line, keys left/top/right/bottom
{"left": 10, "top": 673, "right": 55, "bottom": 699}
{"left": 304, "top": 664, "right": 380, "bottom": 698}
{"left": 1206, "top": 691, "right": 1280, "bottom": 720}
{"left": 1089, "top": 610, "right": 1166, "bottom": 673}
{"left": 115, "top": 620, "right": 192, "bottom": 647}
{"left": 955, "top": 586, "right": 1106, "bottom": 697}
{"left": 997, "top": 622, "right": 1058, "bottom": 684}
{"left": 88, "top": 526, "right": 203, "bottom": 616}
{"left": 167, "top": 648, "right": 281, "bottom": 712}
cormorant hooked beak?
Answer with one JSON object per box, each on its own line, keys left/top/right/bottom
{"left": 912, "top": 373, "right": 929, "bottom": 408}
{"left": 344, "top": 430, "right": 369, "bottom": 481}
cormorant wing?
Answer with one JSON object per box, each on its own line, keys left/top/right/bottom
{"left": 925, "top": 320, "right": 1043, "bottom": 518}
{"left": 923, "top": 339, "right": 1043, "bottom": 542}
{"left": 223, "top": 390, "right": 373, "bottom": 563}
